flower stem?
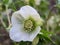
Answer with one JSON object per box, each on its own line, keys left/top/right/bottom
{"left": 46, "top": 5, "right": 56, "bottom": 31}
{"left": 0, "top": 14, "right": 7, "bottom": 29}
{"left": 6, "top": 5, "right": 11, "bottom": 26}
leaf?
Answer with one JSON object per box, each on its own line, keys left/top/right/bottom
{"left": 38, "top": 34, "right": 56, "bottom": 45}
{"left": 40, "top": 29, "right": 53, "bottom": 36}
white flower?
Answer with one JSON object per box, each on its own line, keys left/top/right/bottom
{"left": 9, "top": 5, "right": 42, "bottom": 42}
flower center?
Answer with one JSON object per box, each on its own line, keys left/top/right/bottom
{"left": 24, "top": 20, "right": 33, "bottom": 29}
{"left": 24, "top": 18, "right": 37, "bottom": 32}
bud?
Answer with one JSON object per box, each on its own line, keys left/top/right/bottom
{"left": 25, "top": 0, "right": 29, "bottom": 4}
{"left": 35, "top": 0, "right": 41, "bottom": 5}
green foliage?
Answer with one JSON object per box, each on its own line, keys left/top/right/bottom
{"left": 9, "top": 0, "right": 26, "bottom": 11}
{"left": 0, "top": 0, "right": 60, "bottom": 45}
{"left": 41, "top": 29, "right": 53, "bottom": 36}
{"left": 38, "top": 29, "right": 55, "bottom": 45}
{"left": 2, "top": 0, "right": 9, "bottom": 4}
{"left": 2, "top": 0, "right": 12, "bottom": 5}
{"left": 29, "top": 0, "right": 35, "bottom": 7}
{"left": 36, "top": 0, "right": 50, "bottom": 19}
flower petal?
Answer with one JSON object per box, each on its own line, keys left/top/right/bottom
{"left": 21, "top": 26, "right": 41, "bottom": 41}
{"left": 29, "top": 26, "right": 41, "bottom": 41}
{"left": 9, "top": 24, "right": 31, "bottom": 42}
{"left": 11, "top": 11, "right": 24, "bottom": 26}
{"left": 19, "top": 5, "right": 43, "bottom": 26}
{"left": 19, "top": 5, "right": 41, "bottom": 20}
{"left": 9, "top": 24, "right": 41, "bottom": 42}
{"left": 9, "top": 24, "right": 23, "bottom": 42}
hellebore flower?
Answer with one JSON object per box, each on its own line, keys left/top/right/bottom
{"left": 9, "top": 5, "right": 43, "bottom": 42}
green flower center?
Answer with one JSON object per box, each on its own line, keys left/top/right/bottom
{"left": 24, "top": 17, "right": 37, "bottom": 32}
{"left": 24, "top": 20, "right": 33, "bottom": 30}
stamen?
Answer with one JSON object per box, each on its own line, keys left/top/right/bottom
{"left": 24, "top": 17, "right": 37, "bottom": 32}
{"left": 24, "top": 20, "right": 33, "bottom": 32}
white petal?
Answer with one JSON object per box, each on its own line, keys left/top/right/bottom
{"left": 10, "top": 24, "right": 41, "bottom": 42}
{"left": 29, "top": 26, "right": 41, "bottom": 41}
{"left": 19, "top": 5, "right": 41, "bottom": 20}
{"left": 9, "top": 24, "right": 30, "bottom": 42}
{"left": 9, "top": 25, "right": 23, "bottom": 42}
{"left": 19, "top": 26, "right": 41, "bottom": 41}
{"left": 11, "top": 11, "right": 24, "bottom": 26}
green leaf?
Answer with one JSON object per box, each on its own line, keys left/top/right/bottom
{"left": 38, "top": 29, "right": 55, "bottom": 45}
{"left": 40, "top": 29, "right": 53, "bottom": 36}
{"left": 38, "top": 34, "right": 56, "bottom": 45}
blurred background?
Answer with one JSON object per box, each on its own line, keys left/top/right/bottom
{"left": 0, "top": 0, "right": 60, "bottom": 45}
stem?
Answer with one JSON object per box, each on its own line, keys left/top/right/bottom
{"left": 46, "top": 5, "right": 56, "bottom": 31}
{"left": 6, "top": 5, "right": 11, "bottom": 26}
{"left": 46, "top": 5, "right": 56, "bottom": 21}
{"left": 0, "top": 15, "right": 7, "bottom": 29}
